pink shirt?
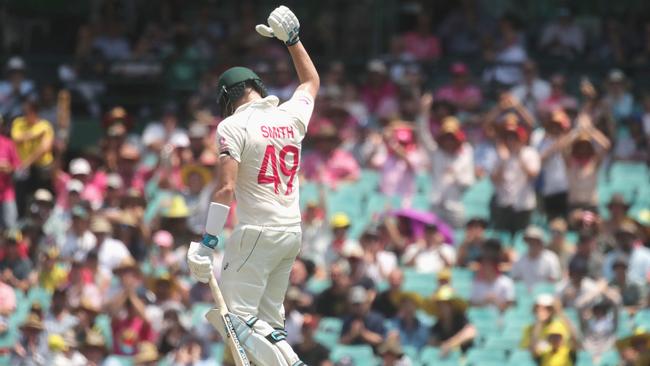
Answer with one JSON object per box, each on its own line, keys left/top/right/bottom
{"left": 0, "top": 136, "right": 20, "bottom": 201}
{"left": 373, "top": 148, "right": 424, "bottom": 207}
{"left": 361, "top": 81, "right": 398, "bottom": 114}
{"left": 401, "top": 32, "right": 442, "bottom": 60}
{"left": 302, "top": 149, "right": 360, "bottom": 188}
{"left": 434, "top": 85, "right": 483, "bottom": 109}
{"left": 55, "top": 172, "right": 104, "bottom": 209}
{"left": 0, "top": 280, "right": 16, "bottom": 314}
{"left": 111, "top": 315, "right": 155, "bottom": 355}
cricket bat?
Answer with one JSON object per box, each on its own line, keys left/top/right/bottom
{"left": 206, "top": 275, "right": 251, "bottom": 366}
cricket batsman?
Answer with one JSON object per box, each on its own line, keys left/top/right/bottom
{"left": 186, "top": 5, "right": 319, "bottom": 366}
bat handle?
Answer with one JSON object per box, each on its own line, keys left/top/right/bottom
{"left": 208, "top": 275, "right": 227, "bottom": 310}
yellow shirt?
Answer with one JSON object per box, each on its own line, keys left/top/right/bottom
{"left": 39, "top": 265, "right": 68, "bottom": 292}
{"left": 538, "top": 345, "right": 574, "bottom": 366}
{"left": 520, "top": 320, "right": 570, "bottom": 348}
{"left": 11, "top": 117, "right": 54, "bottom": 167}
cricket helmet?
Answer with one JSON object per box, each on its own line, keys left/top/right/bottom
{"left": 216, "top": 66, "right": 268, "bottom": 116}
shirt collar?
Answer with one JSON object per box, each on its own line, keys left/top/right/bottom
{"left": 234, "top": 95, "right": 279, "bottom": 114}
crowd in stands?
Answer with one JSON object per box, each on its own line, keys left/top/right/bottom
{"left": 0, "top": 1, "right": 649, "bottom": 365}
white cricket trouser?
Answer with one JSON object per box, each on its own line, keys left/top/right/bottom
{"left": 220, "top": 223, "right": 301, "bottom": 329}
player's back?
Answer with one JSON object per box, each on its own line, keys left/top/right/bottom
{"left": 217, "top": 91, "right": 314, "bottom": 226}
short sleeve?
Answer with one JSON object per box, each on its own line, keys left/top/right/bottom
{"left": 216, "top": 121, "right": 246, "bottom": 163}
{"left": 278, "top": 90, "right": 315, "bottom": 133}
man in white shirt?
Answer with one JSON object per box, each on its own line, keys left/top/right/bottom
{"left": 511, "top": 226, "right": 562, "bottom": 288}
{"left": 61, "top": 206, "right": 96, "bottom": 262}
{"left": 539, "top": 8, "right": 585, "bottom": 58}
{"left": 510, "top": 60, "right": 550, "bottom": 116}
{"left": 91, "top": 216, "right": 130, "bottom": 273}
{"left": 603, "top": 222, "right": 650, "bottom": 284}
{"left": 186, "top": 6, "right": 319, "bottom": 365}
{"left": 402, "top": 223, "right": 455, "bottom": 274}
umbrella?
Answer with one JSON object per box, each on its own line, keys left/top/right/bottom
{"left": 391, "top": 208, "right": 454, "bottom": 244}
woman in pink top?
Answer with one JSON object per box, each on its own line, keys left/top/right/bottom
{"left": 399, "top": 14, "right": 442, "bottom": 61}
{"left": 302, "top": 125, "right": 360, "bottom": 188}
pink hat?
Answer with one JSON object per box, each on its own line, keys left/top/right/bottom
{"left": 450, "top": 62, "right": 468, "bottom": 75}
{"left": 153, "top": 230, "right": 173, "bottom": 248}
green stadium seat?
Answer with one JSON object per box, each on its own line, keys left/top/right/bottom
{"left": 598, "top": 350, "right": 620, "bottom": 366}
{"left": 104, "top": 355, "right": 134, "bottom": 366}
{"left": 508, "top": 349, "right": 535, "bottom": 366}
{"left": 314, "top": 317, "right": 343, "bottom": 348}
{"left": 210, "top": 342, "right": 225, "bottom": 362}
{"left": 27, "top": 287, "right": 51, "bottom": 310}
{"left": 484, "top": 333, "right": 522, "bottom": 352}
{"left": 191, "top": 302, "right": 213, "bottom": 329}
{"left": 402, "top": 345, "right": 418, "bottom": 363}
{"left": 306, "top": 278, "right": 331, "bottom": 295}
{"left": 576, "top": 350, "right": 594, "bottom": 366}
{"left": 330, "top": 344, "right": 376, "bottom": 365}
{"left": 402, "top": 270, "right": 436, "bottom": 297}
{"left": 633, "top": 309, "right": 650, "bottom": 328}
{"left": 466, "top": 348, "right": 507, "bottom": 365}
{"left": 419, "top": 346, "right": 460, "bottom": 366}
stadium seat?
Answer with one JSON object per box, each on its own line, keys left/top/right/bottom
{"left": 330, "top": 344, "right": 376, "bottom": 365}
{"left": 576, "top": 350, "right": 594, "bottom": 366}
{"left": 191, "top": 302, "right": 213, "bottom": 329}
{"left": 484, "top": 334, "right": 522, "bottom": 352}
{"left": 305, "top": 278, "right": 331, "bottom": 295}
{"left": 598, "top": 350, "right": 620, "bottom": 366}
{"left": 210, "top": 342, "right": 225, "bottom": 362}
{"left": 314, "top": 317, "right": 343, "bottom": 349}
{"left": 508, "top": 349, "right": 536, "bottom": 366}
{"left": 419, "top": 346, "right": 461, "bottom": 366}
{"left": 104, "top": 355, "right": 134, "bottom": 366}
{"left": 465, "top": 347, "right": 507, "bottom": 365}
{"left": 633, "top": 309, "right": 650, "bottom": 328}
{"left": 402, "top": 269, "right": 436, "bottom": 297}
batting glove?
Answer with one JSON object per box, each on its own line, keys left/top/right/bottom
{"left": 187, "top": 241, "right": 213, "bottom": 283}
{"left": 255, "top": 5, "right": 300, "bottom": 46}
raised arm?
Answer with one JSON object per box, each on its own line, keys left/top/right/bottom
{"left": 256, "top": 6, "right": 319, "bottom": 99}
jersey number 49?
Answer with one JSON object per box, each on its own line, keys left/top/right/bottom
{"left": 257, "top": 144, "right": 299, "bottom": 195}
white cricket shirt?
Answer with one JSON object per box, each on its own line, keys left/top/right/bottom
{"left": 217, "top": 90, "right": 314, "bottom": 226}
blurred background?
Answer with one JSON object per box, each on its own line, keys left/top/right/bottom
{"left": 0, "top": 0, "right": 649, "bottom": 365}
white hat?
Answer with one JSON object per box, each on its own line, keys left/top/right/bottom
{"left": 170, "top": 132, "right": 189, "bottom": 148}
{"left": 142, "top": 124, "right": 165, "bottom": 146}
{"left": 69, "top": 158, "right": 91, "bottom": 176}
{"left": 7, "top": 56, "right": 25, "bottom": 71}
{"left": 535, "top": 294, "right": 555, "bottom": 307}
{"left": 34, "top": 189, "right": 53, "bottom": 203}
{"left": 106, "top": 173, "right": 123, "bottom": 189}
{"left": 349, "top": 286, "right": 368, "bottom": 304}
{"left": 67, "top": 179, "right": 84, "bottom": 193}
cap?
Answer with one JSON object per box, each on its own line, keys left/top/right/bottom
{"left": 608, "top": 69, "right": 625, "bottom": 83}
{"left": 69, "top": 158, "right": 91, "bottom": 176}
{"left": 437, "top": 268, "right": 452, "bottom": 281}
{"left": 67, "top": 179, "right": 84, "bottom": 193}
{"left": 367, "top": 59, "right": 387, "bottom": 74}
{"left": 617, "top": 221, "right": 638, "bottom": 236}
{"left": 608, "top": 193, "right": 629, "bottom": 208}
{"left": 549, "top": 218, "right": 568, "bottom": 233}
{"left": 440, "top": 116, "right": 461, "bottom": 134}
{"left": 106, "top": 173, "right": 123, "bottom": 189}
{"left": 6, "top": 56, "right": 25, "bottom": 71}
{"left": 523, "top": 225, "right": 545, "bottom": 242}
{"left": 568, "top": 256, "right": 589, "bottom": 276}
{"left": 342, "top": 244, "right": 364, "bottom": 259}
{"left": 33, "top": 189, "right": 53, "bottom": 203}
{"left": 153, "top": 230, "right": 173, "bottom": 248}
{"left": 163, "top": 195, "right": 190, "bottom": 218}
{"left": 170, "top": 132, "right": 190, "bottom": 148}
{"left": 450, "top": 62, "right": 468, "bottom": 75}
{"left": 188, "top": 123, "right": 209, "bottom": 138}
{"left": 535, "top": 293, "right": 555, "bottom": 307}
{"left": 119, "top": 144, "right": 140, "bottom": 160}
{"left": 330, "top": 213, "right": 351, "bottom": 229}
{"left": 348, "top": 286, "right": 368, "bottom": 304}
{"left": 90, "top": 216, "right": 112, "bottom": 234}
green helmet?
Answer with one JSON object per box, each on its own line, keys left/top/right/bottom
{"left": 216, "top": 67, "right": 268, "bottom": 116}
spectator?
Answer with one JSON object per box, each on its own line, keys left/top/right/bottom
{"left": 372, "top": 269, "right": 404, "bottom": 319}
{"left": 324, "top": 213, "right": 361, "bottom": 267}
{"left": 268, "top": 59, "right": 299, "bottom": 102}
{"left": 615, "top": 329, "right": 650, "bottom": 366}
{"left": 54, "top": 158, "right": 103, "bottom": 210}
{"left": 294, "top": 314, "right": 332, "bottom": 366}
{"left": 0, "top": 277, "right": 16, "bottom": 316}
{"left": 315, "top": 260, "right": 352, "bottom": 318}
{"left": 389, "top": 293, "right": 429, "bottom": 351}
{"left": 360, "top": 227, "right": 398, "bottom": 284}
{"left": 434, "top": 63, "right": 482, "bottom": 112}
{"left": 530, "top": 321, "right": 577, "bottom": 366}
{"left": 0, "top": 229, "right": 33, "bottom": 291}
{"left": 377, "top": 335, "right": 413, "bottom": 366}
{"left": 469, "top": 254, "right": 515, "bottom": 311}
{"left": 301, "top": 125, "right": 360, "bottom": 189}
{"left": 11, "top": 100, "right": 55, "bottom": 215}
{"left": 578, "top": 287, "right": 621, "bottom": 359}
{"left": 92, "top": 21, "right": 132, "bottom": 60}
{"left": 484, "top": 17, "right": 527, "bottom": 86}
{"left": 398, "top": 14, "right": 441, "bottom": 61}
{"left": 491, "top": 120, "right": 541, "bottom": 237}
{"left": 109, "top": 289, "right": 155, "bottom": 355}
{"left": 557, "top": 256, "right": 600, "bottom": 309}
{"left": 418, "top": 105, "right": 475, "bottom": 227}
{"left": 456, "top": 218, "right": 488, "bottom": 268}
{"left": 166, "top": 336, "right": 214, "bottom": 366}
{"left": 402, "top": 223, "right": 455, "bottom": 274}
{"left": 603, "top": 194, "right": 635, "bottom": 237}
{"left": 510, "top": 60, "right": 551, "bottom": 116}
{"left": 11, "top": 313, "right": 47, "bottom": 365}
{"left": 511, "top": 226, "right": 562, "bottom": 288}
{"left": 532, "top": 109, "right": 571, "bottom": 221}
{"left": 520, "top": 294, "right": 574, "bottom": 351}
{"left": 79, "top": 330, "right": 108, "bottom": 366}
{"left": 0, "top": 56, "right": 35, "bottom": 121}
{"left": 539, "top": 7, "right": 585, "bottom": 58}
{"left": 0, "top": 131, "right": 19, "bottom": 230}
{"left": 93, "top": 215, "right": 130, "bottom": 274}
{"left": 360, "top": 60, "right": 398, "bottom": 118}
{"left": 132, "top": 341, "right": 159, "bottom": 366}
{"left": 44, "top": 288, "right": 78, "bottom": 335}
{"left": 427, "top": 286, "right": 476, "bottom": 355}
{"left": 61, "top": 205, "right": 96, "bottom": 262}
{"left": 66, "top": 260, "right": 101, "bottom": 309}
{"left": 340, "top": 286, "right": 386, "bottom": 347}
{"left": 603, "top": 222, "right": 650, "bottom": 283}
{"left": 539, "top": 74, "right": 579, "bottom": 115}
{"left": 181, "top": 164, "right": 211, "bottom": 233}
{"left": 547, "top": 218, "right": 574, "bottom": 272}
{"left": 609, "top": 255, "right": 646, "bottom": 310}
{"left": 603, "top": 69, "right": 634, "bottom": 122}
{"left": 571, "top": 230, "right": 605, "bottom": 280}
{"left": 369, "top": 121, "right": 424, "bottom": 207}
{"left": 300, "top": 200, "right": 329, "bottom": 268}
{"left": 38, "top": 247, "right": 68, "bottom": 292}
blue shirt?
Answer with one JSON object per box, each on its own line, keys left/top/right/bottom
{"left": 389, "top": 317, "right": 430, "bottom": 350}
{"left": 341, "top": 311, "right": 386, "bottom": 345}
